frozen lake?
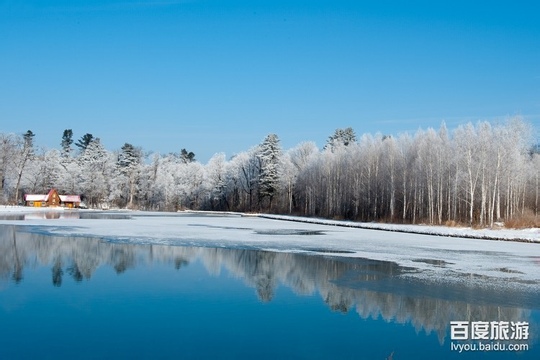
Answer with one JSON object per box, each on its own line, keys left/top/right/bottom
{"left": 0, "top": 211, "right": 538, "bottom": 358}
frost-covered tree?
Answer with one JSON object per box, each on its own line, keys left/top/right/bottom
{"left": 530, "top": 154, "right": 540, "bottom": 216}
{"left": 258, "top": 134, "right": 281, "bottom": 210}
{"left": 382, "top": 135, "right": 399, "bottom": 221}
{"left": 204, "top": 153, "right": 228, "bottom": 210}
{"left": 454, "top": 124, "right": 484, "bottom": 225}
{"left": 77, "top": 139, "right": 112, "bottom": 207}
{"left": 151, "top": 154, "right": 175, "bottom": 210}
{"left": 176, "top": 161, "right": 204, "bottom": 210}
{"left": 280, "top": 154, "right": 296, "bottom": 214}
{"left": 151, "top": 153, "right": 204, "bottom": 211}
{"left": 25, "top": 149, "right": 62, "bottom": 193}
{"left": 14, "top": 130, "right": 35, "bottom": 204}
{"left": 57, "top": 155, "right": 80, "bottom": 195}
{"left": 324, "top": 127, "right": 357, "bottom": 151}
{"left": 287, "top": 142, "right": 319, "bottom": 215}
{"left": 1, "top": 117, "right": 537, "bottom": 225}
{"left": 114, "top": 143, "right": 143, "bottom": 208}
{"left": 0, "top": 133, "right": 18, "bottom": 202}
{"left": 229, "top": 148, "right": 262, "bottom": 212}
{"left": 137, "top": 153, "right": 161, "bottom": 210}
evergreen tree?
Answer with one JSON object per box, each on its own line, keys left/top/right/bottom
{"left": 324, "top": 127, "right": 357, "bottom": 151}
{"left": 14, "top": 130, "right": 35, "bottom": 204}
{"left": 258, "top": 134, "right": 281, "bottom": 210}
{"left": 118, "top": 143, "right": 141, "bottom": 170}
{"left": 23, "top": 130, "right": 35, "bottom": 149}
{"left": 75, "top": 133, "right": 94, "bottom": 152}
{"left": 180, "top": 148, "right": 196, "bottom": 163}
{"left": 61, "top": 129, "right": 73, "bottom": 157}
{"left": 116, "top": 143, "right": 143, "bottom": 208}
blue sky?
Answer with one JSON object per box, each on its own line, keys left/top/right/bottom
{"left": 1, "top": 0, "right": 539, "bottom": 162}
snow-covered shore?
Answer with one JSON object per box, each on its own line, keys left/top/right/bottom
{"left": 258, "top": 214, "right": 540, "bottom": 243}
{"left": 182, "top": 209, "right": 540, "bottom": 243}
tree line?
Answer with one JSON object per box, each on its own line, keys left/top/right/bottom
{"left": 0, "top": 118, "right": 538, "bottom": 226}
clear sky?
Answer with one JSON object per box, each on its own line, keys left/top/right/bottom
{"left": 1, "top": 0, "right": 539, "bottom": 162}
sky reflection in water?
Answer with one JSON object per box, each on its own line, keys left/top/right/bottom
{"left": 0, "top": 225, "right": 538, "bottom": 359}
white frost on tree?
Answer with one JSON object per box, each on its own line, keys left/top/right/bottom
{"left": 257, "top": 134, "right": 281, "bottom": 211}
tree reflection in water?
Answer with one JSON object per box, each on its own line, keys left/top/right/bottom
{"left": 0, "top": 225, "right": 535, "bottom": 345}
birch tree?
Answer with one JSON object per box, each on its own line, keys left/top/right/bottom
{"left": 0, "top": 133, "right": 18, "bottom": 203}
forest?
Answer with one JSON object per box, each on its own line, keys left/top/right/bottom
{"left": 0, "top": 117, "right": 539, "bottom": 227}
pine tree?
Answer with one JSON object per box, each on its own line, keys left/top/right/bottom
{"left": 14, "top": 130, "right": 35, "bottom": 204}
{"left": 75, "top": 133, "right": 94, "bottom": 152}
{"left": 61, "top": 129, "right": 73, "bottom": 157}
{"left": 118, "top": 143, "right": 141, "bottom": 170}
{"left": 180, "top": 148, "right": 196, "bottom": 163}
{"left": 117, "top": 143, "right": 143, "bottom": 208}
{"left": 258, "top": 134, "right": 281, "bottom": 210}
{"left": 324, "top": 127, "right": 357, "bottom": 151}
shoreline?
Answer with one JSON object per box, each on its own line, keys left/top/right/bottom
{"left": 181, "top": 209, "right": 540, "bottom": 244}
{"left": 2, "top": 206, "right": 539, "bottom": 243}
{"left": 257, "top": 214, "right": 540, "bottom": 244}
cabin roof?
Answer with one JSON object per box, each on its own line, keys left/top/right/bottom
{"left": 59, "top": 195, "right": 81, "bottom": 202}
{"left": 25, "top": 194, "right": 48, "bottom": 201}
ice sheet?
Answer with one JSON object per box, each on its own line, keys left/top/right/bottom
{"left": 0, "top": 207, "right": 539, "bottom": 289}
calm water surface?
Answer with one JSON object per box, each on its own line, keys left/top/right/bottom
{"left": 0, "top": 221, "right": 538, "bottom": 359}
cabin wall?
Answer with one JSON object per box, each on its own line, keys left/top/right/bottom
{"left": 25, "top": 201, "right": 44, "bottom": 207}
{"left": 47, "top": 190, "right": 60, "bottom": 207}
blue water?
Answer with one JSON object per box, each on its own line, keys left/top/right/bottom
{"left": 0, "top": 225, "right": 538, "bottom": 359}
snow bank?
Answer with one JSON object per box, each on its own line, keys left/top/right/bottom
{"left": 257, "top": 214, "right": 540, "bottom": 243}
